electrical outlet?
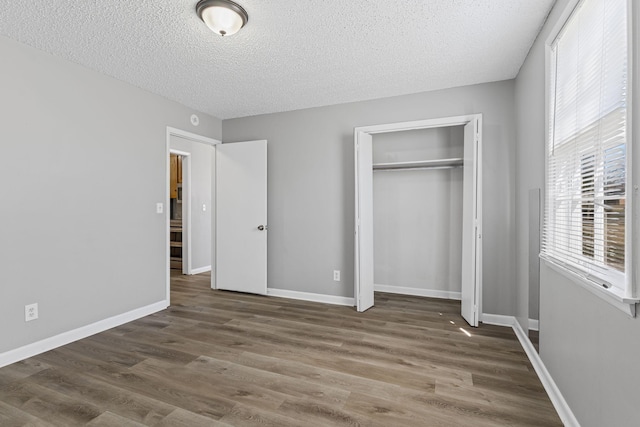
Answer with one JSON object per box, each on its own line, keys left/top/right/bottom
{"left": 156, "top": 203, "right": 164, "bottom": 214}
{"left": 25, "top": 303, "right": 38, "bottom": 322}
{"left": 333, "top": 270, "right": 341, "bottom": 282}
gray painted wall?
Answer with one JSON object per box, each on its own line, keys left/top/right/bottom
{"left": 169, "top": 136, "right": 214, "bottom": 272}
{"left": 223, "top": 80, "right": 517, "bottom": 316}
{"left": 540, "top": 267, "right": 640, "bottom": 426}
{"left": 514, "top": 1, "right": 640, "bottom": 424}
{"left": 372, "top": 128, "right": 463, "bottom": 295}
{"left": 0, "top": 35, "right": 220, "bottom": 354}
{"left": 514, "top": 0, "right": 548, "bottom": 332}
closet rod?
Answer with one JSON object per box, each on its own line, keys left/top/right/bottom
{"left": 374, "top": 165, "right": 462, "bottom": 172}
{"left": 372, "top": 158, "right": 464, "bottom": 171}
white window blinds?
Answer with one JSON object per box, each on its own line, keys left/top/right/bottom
{"left": 543, "top": 0, "right": 628, "bottom": 291}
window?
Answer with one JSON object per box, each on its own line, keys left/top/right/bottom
{"left": 543, "top": 0, "right": 631, "bottom": 297}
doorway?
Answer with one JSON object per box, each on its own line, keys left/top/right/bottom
{"left": 165, "top": 127, "right": 219, "bottom": 305}
{"left": 164, "top": 128, "right": 270, "bottom": 306}
{"left": 354, "top": 114, "right": 483, "bottom": 326}
{"left": 169, "top": 151, "right": 189, "bottom": 274}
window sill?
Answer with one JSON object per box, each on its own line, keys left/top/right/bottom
{"left": 541, "top": 255, "right": 639, "bottom": 317}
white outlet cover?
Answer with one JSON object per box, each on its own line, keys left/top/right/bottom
{"left": 156, "top": 203, "right": 164, "bottom": 214}
{"left": 25, "top": 303, "right": 38, "bottom": 321}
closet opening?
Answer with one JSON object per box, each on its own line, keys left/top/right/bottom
{"left": 372, "top": 126, "right": 464, "bottom": 300}
{"left": 354, "top": 114, "right": 482, "bottom": 326}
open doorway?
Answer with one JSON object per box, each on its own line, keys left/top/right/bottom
{"left": 169, "top": 152, "right": 187, "bottom": 273}
{"left": 164, "top": 129, "right": 268, "bottom": 304}
{"left": 165, "top": 127, "right": 219, "bottom": 305}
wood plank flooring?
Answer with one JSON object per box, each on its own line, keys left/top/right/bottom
{"left": 0, "top": 272, "right": 562, "bottom": 426}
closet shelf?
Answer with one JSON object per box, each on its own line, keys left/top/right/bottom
{"left": 372, "top": 158, "right": 463, "bottom": 171}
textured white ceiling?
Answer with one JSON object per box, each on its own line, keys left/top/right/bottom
{"left": 0, "top": 0, "right": 554, "bottom": 119}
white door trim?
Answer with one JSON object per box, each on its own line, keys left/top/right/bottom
{"left": 165, "top": 127, "right": 220, "bottom": 305}
{"left": 167, "top": 127, "right": 219, "bottom": 146}
{"left": 353, "top": 114, "right": 483, "bottom": 320}
{"left": 356, "top": 115, "right": 479, "bottom": 135}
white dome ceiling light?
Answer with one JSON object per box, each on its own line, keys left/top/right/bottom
{"left": 196, "top": 0, "right": 248, "bottom": 37}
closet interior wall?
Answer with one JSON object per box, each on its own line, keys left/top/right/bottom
{"left": 372, "top": 126, "right": 464, "bottom": 299}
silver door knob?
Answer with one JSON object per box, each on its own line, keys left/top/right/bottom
{"left": 257, "top": 225, "right": 267, "bottom": 231}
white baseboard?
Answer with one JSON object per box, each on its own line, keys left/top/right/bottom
{"left": 511, "top": 319, "right": 579, "bottom": 426}
{"left": 480, "top": 313, "right": 515, "bottom": 327}
{"left": 482, "top": 313, "right": 579, "bottom": 427}
{"left": 374, "top": 284, "right": 461, "bottom": 300}
{"left": 0, "top": 300, "right": 168, "bottom": 369}
{"left": 267, "top": 288, "right": 355, "bottom": 307}
{"left": 529, "top": 318, "right": 540, "bottom": 331}
{"left": 190, "top": 265, "right": 212, "bottom": 275}
{"left": 482, "top": 314, "right": 540, "bottom": 332}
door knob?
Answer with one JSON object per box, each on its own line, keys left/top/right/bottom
{"left": 257, "top": 225, "right": 267, "bottom": 231}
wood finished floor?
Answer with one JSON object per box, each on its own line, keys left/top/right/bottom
{"left": 0, "top": 272, "right": 562, "bottom": 426}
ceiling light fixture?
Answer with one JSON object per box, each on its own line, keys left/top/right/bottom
{"left": 196, "top": 0, "right": 248, "bottom": 37}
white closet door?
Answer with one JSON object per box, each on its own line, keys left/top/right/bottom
{"left": 216, "top": 140, "right": 268, "bottom": 295}
{"left": 461, "top": 120, "right": 481, "bottom": 326}
{"left": 355, "top": 131, "right": 375, "bottom": 312}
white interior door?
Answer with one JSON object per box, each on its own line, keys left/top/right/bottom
{"left": 461, "top": 119, "right": 482, "bottom": 326}
{"left": 355, "top": 131, "right": 375, "bottom": 312}
{"left": 216, "top": 140, "right": 267, "bottom": 295}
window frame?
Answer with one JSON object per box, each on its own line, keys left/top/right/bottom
{"left": 542, "top": 0, "right": 639, "bottom": 316}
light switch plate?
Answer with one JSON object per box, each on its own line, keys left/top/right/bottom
{"left": 156, "top": 203, "right": 163, "bottom": 214}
